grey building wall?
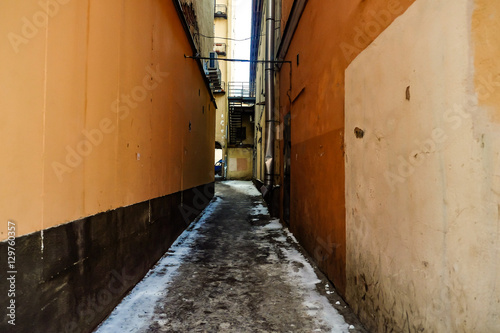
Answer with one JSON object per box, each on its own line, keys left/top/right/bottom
{"left": 181, "top": 0, "right": 215, "bottom": 56}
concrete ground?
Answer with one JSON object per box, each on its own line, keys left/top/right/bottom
{"left": 94, "top": 181, "right": 368, "bottom": 333}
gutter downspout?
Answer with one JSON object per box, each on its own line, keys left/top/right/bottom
{"left": 263, "top": 0, "right": 275, "bottom": 191}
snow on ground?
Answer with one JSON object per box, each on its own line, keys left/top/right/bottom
{"left": 250, "top": 203, "right": 269, "bottom": 215}
{"left": 226, "top": 181, "right": 351, "bottom": 331}
{"left": 280, "top": 244, "right": 350, "bottom": 332}
{"left": 256, "top": 220, "right": 351, "bottom": 333}
{"left": 261, "top": 218, "right": 282, "bottom": 230}
{"left": 223, "top": 180, "right": 261, "bottom": 196}
{"left": 94, "top": 197, "right": 222, "bottom": 333}
{"left": 95, "top": 180, "right": 354, "bottom": 332}
{"left": 224, "top": 181, "right": 269, "bottom": 215}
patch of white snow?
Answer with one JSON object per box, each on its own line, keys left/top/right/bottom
{"left": 250, "top": 203, "right": 269, "bottom": 216}
{"left": 223, "top": 180, "right": 261, "bottom": 196}
{"left": 281, "top": 241, "right": 350, "bottom": 332}
{"left": 262, "top": 219, "right": 282, "bottom": 230}
{"left": 255, "top": 213, "right": 350, "bottom": 333}
{"left": 93, "top": 197, "right": 222, "bottom": 333}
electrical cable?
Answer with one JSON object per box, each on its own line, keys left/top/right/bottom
{"left": 195, "top": 32, "right": 253, "bottom": 42}
{"left": 195, "top": 26, "right": 281, "bottom": 42}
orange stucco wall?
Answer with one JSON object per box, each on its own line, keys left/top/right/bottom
{"left": 280, "top": 0, "right": 293, "bottom": 36}
{"left": 473, "top": 0, "right": 500, "bottom": 118}
{"left": 0, "top": 0, "right": 215, "bottom": 240}
{"left": 278, "top": 0, "right": 415, "bottom": 294}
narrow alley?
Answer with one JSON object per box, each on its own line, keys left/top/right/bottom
{"left": 2, "top": 1, "right": 500, "bottom": 332}
{"left": 94, "top": 181, "right": 366, "bottom": 333}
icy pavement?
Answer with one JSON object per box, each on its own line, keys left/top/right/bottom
{"left": 94, "top": 181, "right": 367, "bottom": 333}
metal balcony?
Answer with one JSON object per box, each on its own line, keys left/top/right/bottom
{"left": 203, "top": 53, "right": 222, "bottom": 94}
{"left": 228, "top": 82, "right": 256, "bottom": 98}
{"left": 212, "top": 81, "right": 226, "bottom": 94}
{"left": 214, "top": 4, "right": 227, "bottom": 19}
{"left": 214, "top": 43, "right": 227, "bottom": 56}
{"left": 228, "top": 82, "right": 255, "bottom": 146}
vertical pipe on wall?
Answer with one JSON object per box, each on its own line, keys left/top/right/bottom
{"left": 264, "top": 0, "right": 275, "bottom": 188}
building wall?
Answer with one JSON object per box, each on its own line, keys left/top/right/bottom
{"left": 254, "top": 103, "right": 265, "bottom": 181}
{"left": 214, "top": 0, "right": 232, "bottom": 166}
{"left": 0, "top": 0, "right": 215, "bottom": 240}
{"left": 251, "top": 0, "right": 500, "bottom": 331}
{"left": 280, "top": 0, "right": 293, "bottom": 35}
{"left": 345, "top": 0, "right": 500, "bottom": 332}
{"left": 227, "top": 114, "right": 254, "bottom": 180}
{"left": 181, "top": 0, "right": 215, "bottom": 57}
{"left": 254, "top": 58, "right": 266, "bottom": 182}
{"left": 277, "top": 0, "right": 415, "bottom": 296}
{"left": 0, "top": 0, "right": 215, "bottom": 331}
{"left": 254, "top": 0, "right": 272, "bottom": 183}
{"left": 227, "top": 147, "right": 253, "bottom": 180}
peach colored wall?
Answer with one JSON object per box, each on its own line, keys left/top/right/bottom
{"left": 345, "top": 0, "right": 500, "bottom": 331}
{"left": 227, "top": 148, "right": 253, "bottom": 180}
{"left": 0, "top": 0, "right": 215, "bottom": 240}
{"left": 278, "top": 0, "right": 414, "bottom": 295}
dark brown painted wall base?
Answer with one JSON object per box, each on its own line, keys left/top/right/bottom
{"left": 0, "top": 183, "right": 214, "bottom": 333}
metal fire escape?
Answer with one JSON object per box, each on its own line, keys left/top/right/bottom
{"left": 228, "top": 82, "right": 255, "bottom": 146}
{"left": 204, "top": 52, "right": 225, "bottom": 94}
{"left": 214, "top": 3, "right": 228, "bottom": 19}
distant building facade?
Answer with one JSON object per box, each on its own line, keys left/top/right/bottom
{"left": 213, "top": 0, "right": 232, "bottom": 177}
{"left": 212, "top": 0, "right": 255, "bottom": 180}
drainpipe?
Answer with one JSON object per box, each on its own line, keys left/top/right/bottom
{"left": 264, "top": 0, "right": 275, "bottom": 191}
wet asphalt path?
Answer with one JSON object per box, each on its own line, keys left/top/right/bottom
{"left": 94, "top": 181, "right": 367, "bottom": 333}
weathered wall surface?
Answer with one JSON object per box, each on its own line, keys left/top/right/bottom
{"left": 0, "top": 183, "right": 214, "bottom": 332}
{"left": 0, "top": 0, "right": 215, "bottom": 240}
{"left": 227, "top": 147, "right": 253, "bottom": 180}
{"left": 0, "top": 0, "right": 215, "bottom": 330}
{"left": 253, "top": 3, "right": 266, "bottom": 182}
{"left": 215, "top": 2, "right": 232, "bottom": 163}
{"left": 345, "top": 0, "right": 500, "bottom": 331}
{"left": 254, "top": 0, "right": 279, "bottom": 185}
{"left": 181, "top": 0, "right": 214, "bottom": 57}
{"left": 228, "top": 114, "right": 253, "bottom": 180}
{"left": 278, "top": 0, "right": 414, "bottom": 295}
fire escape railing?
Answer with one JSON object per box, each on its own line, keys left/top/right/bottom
{"left": 228, "top": 82, "right": 255, "bottom": 145}
{"left": 214, "top": 4, "right": 227, "bottom": 19}
{"left": 228, "top": 82, "right": 256, "bottom": 98}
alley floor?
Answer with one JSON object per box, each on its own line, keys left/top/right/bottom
{"left": 94, "top": 181, "right": 367, "bottom": 333}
